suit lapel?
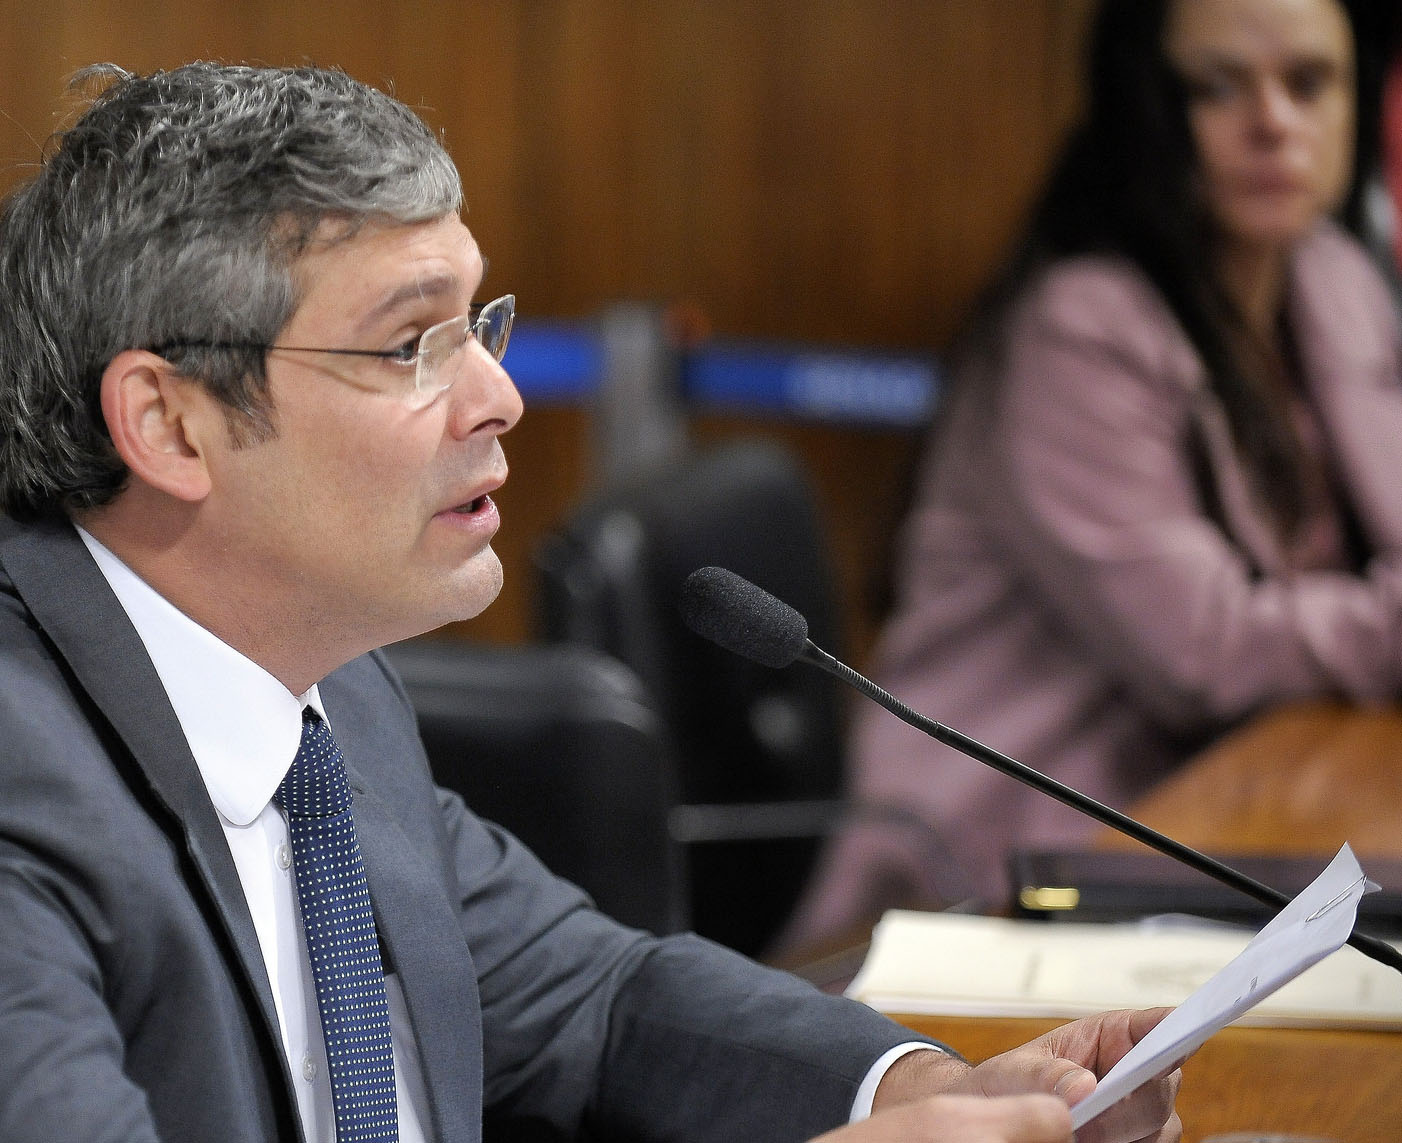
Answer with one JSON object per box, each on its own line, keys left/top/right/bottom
{"left": 328, "top": 728, "right": 484, "bottom": 1141}
{"left": 0, "top": 517, "right": 291, "bottom": 1084}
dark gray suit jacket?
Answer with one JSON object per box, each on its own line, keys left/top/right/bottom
{"left": 0, "top": 516, "right": 927, "bottom": 1143}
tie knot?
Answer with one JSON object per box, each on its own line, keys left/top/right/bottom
{"left": 274, "top": 710, "right": 352, "bottom": 819}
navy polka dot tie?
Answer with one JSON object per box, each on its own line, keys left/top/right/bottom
{"left": 275, "top": 709, "right": 398, "bottom": 1142}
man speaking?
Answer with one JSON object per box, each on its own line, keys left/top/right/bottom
{"left": 0, "top": 62, "right": 1179, "bottom": 1142}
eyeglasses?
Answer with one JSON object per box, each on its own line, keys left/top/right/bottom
{"left": 152, "top": 294, "right": 515, "bottom": 410}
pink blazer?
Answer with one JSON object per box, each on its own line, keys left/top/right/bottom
{"left": 784, "top": 223, "right": 1402, "bottom": 944}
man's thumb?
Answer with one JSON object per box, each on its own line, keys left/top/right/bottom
{"left": 1049, "top": 1063, "right": 1096, "bottom": 1104}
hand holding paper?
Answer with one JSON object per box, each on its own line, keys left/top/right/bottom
{"left": 946, "top": 1007, "right": 1183, "bottom": 1143}
{"left": 817, "top": 1007, "right": 1183, "bottom": 1143}
{"left": 1068, "top": 843, "right": 1376, "bottom": 1130}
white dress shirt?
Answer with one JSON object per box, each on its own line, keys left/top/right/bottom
{"left": 78, "top": 528, "right": 931, "bottom": 1137}
{"left": 80, "top": 529, "right": 432, "bottom": 1143}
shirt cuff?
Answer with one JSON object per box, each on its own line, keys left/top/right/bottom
{"left": 849, "top": 1042, "right": 942, "bottom": 1123}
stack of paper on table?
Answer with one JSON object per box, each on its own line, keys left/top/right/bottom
{"left": 847, "top": 910, "right": 1402, "bottom": 1029}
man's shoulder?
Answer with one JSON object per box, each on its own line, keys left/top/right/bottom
{"left": 0, "top": 513, "right": 103, "bottom": 642}
{"left": 0, "top": 518, "right": 72, "bottom": 691}
{"left": 0, "top": 519, "right": 158, "bottom": 877}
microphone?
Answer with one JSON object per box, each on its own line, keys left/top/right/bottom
{"left": 679, "top": 565, "right": 1402, "bottom": 975}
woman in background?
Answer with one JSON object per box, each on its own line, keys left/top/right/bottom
{"left": 782, "top": 0, "right": 1402, "bottom": 949}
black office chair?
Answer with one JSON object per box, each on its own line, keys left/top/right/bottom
{"left": 382, "top": 638, "right": 687, "bottom": 936}
{"left": 534, "top": 438, "right": 848, "bottom": 958}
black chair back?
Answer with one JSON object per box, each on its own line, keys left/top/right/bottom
{"left": 383, "top": 639, "right": 687, "bottom": 936}
{"left": 534, "top": 439, "right": 847, "bottom": 957}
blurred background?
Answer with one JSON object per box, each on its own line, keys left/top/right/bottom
{"left": 0, "top": 0, "right": 1098, "bottom": 666}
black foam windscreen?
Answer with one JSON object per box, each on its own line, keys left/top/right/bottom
{"left": 678, "top": 566, "right": 809, "bottom": 669}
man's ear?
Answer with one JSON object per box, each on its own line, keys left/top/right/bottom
{"left": 99, "top": 350, "right": 215, "bottom": 503}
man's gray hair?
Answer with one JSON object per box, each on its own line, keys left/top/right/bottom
{"left": 0, "top": 62, "right": 463, "bottom": 519}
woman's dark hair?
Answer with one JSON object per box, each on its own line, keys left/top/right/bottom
{"left": 961, "top": 0, "right": 1367, "bottom": 538}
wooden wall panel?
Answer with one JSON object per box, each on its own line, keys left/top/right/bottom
{"left": 0, "top": 0, "right": 1094, "bottom": 657}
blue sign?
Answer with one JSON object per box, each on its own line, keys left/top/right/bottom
{"left": 684, "top": 343, "right": 939, "bottom": 427}
{"left": 500, "top": 321, "right": 940, "bottom": 427}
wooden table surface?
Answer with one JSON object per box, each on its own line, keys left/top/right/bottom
{"left": 1098, "top": 701, "right": 1402, "bottom": 859}
{"left": 920, "top": 702, "right": 1402, "bottom": 1142}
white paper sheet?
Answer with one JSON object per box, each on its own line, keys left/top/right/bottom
{"left": 1069, "top": 843, "right": 1375, "bottom": 1130}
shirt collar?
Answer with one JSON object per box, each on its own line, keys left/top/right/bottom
{"left": 78, "top": 527, "right": 327, "bottom": 827}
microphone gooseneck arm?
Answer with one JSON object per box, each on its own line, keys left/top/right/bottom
{"left": 799, "top": 639, "right": 1402, "bottom": 976}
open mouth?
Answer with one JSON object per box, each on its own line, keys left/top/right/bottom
{"left": 451, "top": 495, "right": 491, "bottom": 515}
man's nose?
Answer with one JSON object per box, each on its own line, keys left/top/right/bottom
{"left": 447, "top": 339, "right": 524, "bottom": 438}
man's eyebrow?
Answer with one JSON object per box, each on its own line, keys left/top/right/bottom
{"left": 356, "top": 273, "right": 464, "bottom": 335}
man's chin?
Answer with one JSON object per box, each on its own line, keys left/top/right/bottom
{"left": 445, "top": 550, "right": 505, "bottom": 624}
{"left": 372, "top": 551, "right": 505, "bottom": 647}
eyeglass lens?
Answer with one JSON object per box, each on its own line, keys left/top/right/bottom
{"left": 415, "top": 295, "right": 515, "bottom": 400}
{"left": 474, "top": 295, "right": 514, "bottom": 362}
